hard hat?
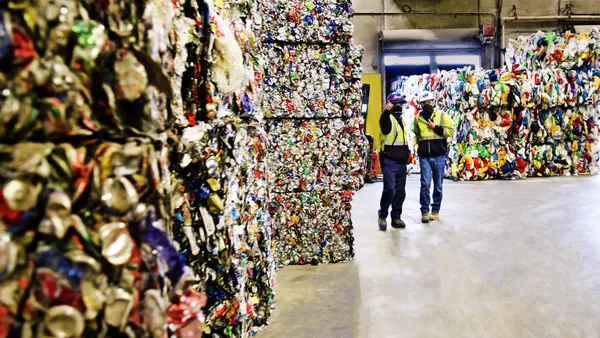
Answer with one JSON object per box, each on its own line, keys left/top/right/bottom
{"left": 386, "top": 92, "right": 407, "bottom": 105}
{"left": 418, "top": 91, "right": 435, "bottom": 103}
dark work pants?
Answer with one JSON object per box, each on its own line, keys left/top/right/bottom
{"left": 379, "top": 156, "right": 407, "bottom": 220}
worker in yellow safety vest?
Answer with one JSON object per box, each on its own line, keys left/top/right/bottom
{"left": 378, "top": 93, "right": 411, "bottom": 231}
{"left": 413, "top": 91, "right": 455, "bottom": 223}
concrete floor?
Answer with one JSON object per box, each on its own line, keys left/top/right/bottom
{"left": 259, "top": 175, "right": 600, "bottom": 338}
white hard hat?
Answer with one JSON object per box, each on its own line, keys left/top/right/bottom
{"left": 418, "top": 91, "right": 435, "bottom": 103}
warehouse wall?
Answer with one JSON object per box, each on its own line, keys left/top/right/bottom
{"left": 355, "top": 0, "right": 600, "bottom": 73}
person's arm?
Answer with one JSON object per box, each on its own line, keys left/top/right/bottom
{"left": 433, "top": 111, "right": 455, "bottom": 137}
{"left": 443, "top": 113, "right": 455, "bottom": 138}
{"left": 379, "top": 109, "right": 393, "bottom": 135}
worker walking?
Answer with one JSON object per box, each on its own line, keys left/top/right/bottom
{"left": 378, "top": 93, "right": 411, "bottom": 231}
{"left": 413, "top": 91, "right": 455, "bottom": 223}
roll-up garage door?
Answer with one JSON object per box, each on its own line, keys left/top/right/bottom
{"left": 381, "top": 28, "right": 483, "bottom": 54}
{"left": 381, "top": 29, "right": 485, "bottom": 92}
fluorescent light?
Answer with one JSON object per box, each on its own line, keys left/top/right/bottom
{"left": 384, "top": 55, "right": 431, "bottom": 66}
{"left": 436, "top": 55, "right": 481, "bottom": 68}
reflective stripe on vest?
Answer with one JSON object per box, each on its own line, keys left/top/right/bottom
{"left": 382, "top": 115, "right": 407, "bottom": 146}
{"left": 419, "top": 135, "right": 446, "bottom": 141}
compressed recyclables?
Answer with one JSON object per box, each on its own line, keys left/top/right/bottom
{"left": 390, "top": 52, "right": 600, "bottom": 181}
{"left": 266, "top": 117, "right": 366, "bottom": 193}
{"left": 269, "top": 191, "right": 355, "bottom": 266}
{"left": 262, "top": 43, "right": 363, "bottom": 118}
{"left": 258, "top": 0, "right": 354, "bottom": 43}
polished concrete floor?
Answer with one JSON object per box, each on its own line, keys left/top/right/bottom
{"left": 259, "top": 175, "right": 600, "bottom": 338}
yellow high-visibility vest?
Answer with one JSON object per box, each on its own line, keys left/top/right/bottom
{"left": 381, "top": 115, "right": 409, "bottom": 150}
{"left": 414, "top": 109, "right": 455, "bottom": 141}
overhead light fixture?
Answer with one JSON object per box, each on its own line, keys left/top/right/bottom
{"left": 384, "top": 55, "right": 430, "bottom": 66}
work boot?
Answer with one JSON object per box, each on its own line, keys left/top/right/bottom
{"left": 391, "top": 219, "right": 406, "bottom": 229}
{"left": 421, "top": 213, "right": 430, "bottom": 223}
{"left": 378, "top": 218, "right": 387, "bottom": 231}
{"left": 430, "top": 213, "right": 440, "bottom": 221}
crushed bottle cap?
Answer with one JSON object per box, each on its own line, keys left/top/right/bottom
{"left": 2, "top": 178, "right": 42, "bottom": 211}
{"left": 0, "top": 234, "right": 17, "bottom": 278}
{"left": 100, "top": 222, "right": 134, "bottom": 266}
{"left": 102, "top": 177, "right": 139, "bottom": 215}
{"left": 44, "top": 305, "right": 85, "bottom": 338}
{"left": 104, "top": 287, "right": 135, "bottom": 329}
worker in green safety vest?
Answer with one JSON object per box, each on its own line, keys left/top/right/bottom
{"left": 378, "top": 93, "right": 411, "bottom": 231}
{"left": 413, "top": 91, "right": 455, "bottom": 223}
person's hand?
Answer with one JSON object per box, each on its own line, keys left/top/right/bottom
{"left": 385, "top": 102, "right": 393, "bottom": 111}
{"left": 427, "top": 120, "right": 435, "bottom": 129}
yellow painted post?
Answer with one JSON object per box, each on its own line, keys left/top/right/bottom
{"left": 362, "top": 73, "right": 383, "bottom": 151}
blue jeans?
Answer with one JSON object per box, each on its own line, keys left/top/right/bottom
{"left": 379, "top": 156, "right": 407, "bottom": 220}
{"left": 419, "top": 156, "right": 446, "bottom": 214}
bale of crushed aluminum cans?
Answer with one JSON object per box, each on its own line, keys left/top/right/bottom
{"left": 167, "top": 0, "right": 276, "bottom": 336}
{"left": 266, "top": 117, "right": 365, "bottom": 193}
{"left": 262, "top": 43, "right": 362, "bottom": 118}
{"left": 265, "top": 115, "right": 365, "bottom": 266}
{"left": 269, "top": 191, "right": 354, "bottom": 266}
{"left": 0, "top": 141, "right": 196, "bottom": 338}
{"left": 0, "top": 6, "right": 173, "bottom": 142}
{"left": 0, "top": 0, "right": 276, "bottom": 337}
{"left": 262, "top": 0, "right": 365, "bottom": 266}
{"left": 0, "top": 1, "right": 205, "bottom": 336}
{"left": 258, "top": 0, "right": 354, "bottom": 43}
{"left": 170, "top": 122, "right": 275, "bottom": 337}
